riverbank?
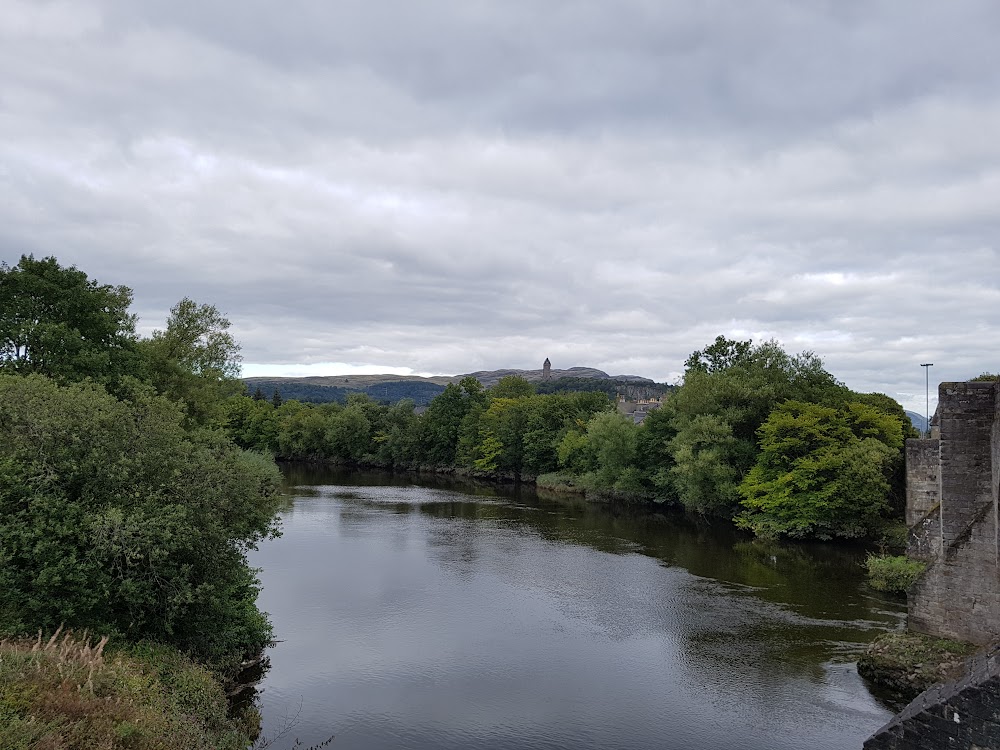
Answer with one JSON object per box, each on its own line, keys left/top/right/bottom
{"left": 858, "top": 631, "right": 977, "bottom": 707}
{"left": 277, "top": 458, "right": 667, "bottom": 506}
{"left": 0, "top": 628, "right": 260, "bottom": 750}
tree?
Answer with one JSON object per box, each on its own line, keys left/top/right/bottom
{"left": 0, "top": 374, "right": 281, "bottom": 668}
{"left": 684, "top": 335, "right": 752, "bottom": 374}
{"left": 141, "top": 298, "right": 243, "bottom": 426}
{"left": 669, "top": 413, "right": 746, "bottom": 513}
{"left": 585, "top": 410, "right": 639, "bottom": 489}
{"left": 326, "top": 398, "right": 373, "bottom": 462}
{"left": 735, "top": 401, "right": 904, "bottom": 539}
{"left": 150, "top": 297, "right": 240, "bottom": 378}
{"left": 225, "top": 395, "right": 281, "bottom": 453}
{"left": 0, "top": 255, "right": 137, "bottom": 383}
{"left": 490, "top": 375, "right": 534, "bottom": 399}
{"left": 416, "top": 378, "right": 487, "bottom": 465}
{"left": 667, "top": 337, "right": 844, "bottom": 515}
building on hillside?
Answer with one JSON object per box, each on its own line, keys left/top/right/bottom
{"left": 542, "top": 358, "right": 552, "bottom": 380}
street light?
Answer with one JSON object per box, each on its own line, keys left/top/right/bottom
{"left": 920, "top": 363, "right": 933, "bottom": 437}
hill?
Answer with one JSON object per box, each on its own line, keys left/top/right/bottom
{"left": 243, "top": 365, "right": 662, "bottom": 405}
{"left": 906, "top": 410, "right": 928, "bottom": 433}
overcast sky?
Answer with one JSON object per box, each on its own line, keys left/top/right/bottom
{"left": 2, "top": 1, "right": 998, "bottom": 414}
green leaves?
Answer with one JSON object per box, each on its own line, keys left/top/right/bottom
{"left": 0, "top": 255, "right": 138, "bottom": 384}
{"left": 0, "top": 374, "right": 281, "bottom": 666}
{"left": 735, "top": 401, "right": 900, "bottom": 539}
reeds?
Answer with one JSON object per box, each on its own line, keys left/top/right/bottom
{"left": 1, "top": 624, "right": 110, "bottom": 693}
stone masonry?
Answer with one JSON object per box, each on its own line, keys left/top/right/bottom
{"left": 865, "top": 647, "right": 1000, "bottom": 749}
{"left": 907, "top": 381, "right": 1000, "bottom": 646}
{"left": 865, "top": 382, "right": 1000, "bottom": 748}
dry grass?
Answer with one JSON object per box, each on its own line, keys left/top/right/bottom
{"left": 0, "top": 628, "right": 255, "bottom": 750}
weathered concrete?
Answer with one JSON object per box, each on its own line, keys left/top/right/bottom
{"left": 907, "top": 382, "right": 1000, "bottom": 646}
{"left": 865, "top": 646, "right": 1000, "bottom": 749}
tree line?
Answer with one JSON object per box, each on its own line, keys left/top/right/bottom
{"left": 227, "top": 338, "right": 916, "bottom": 541}
{"left": 0, "top": 255, "right": 281, "bottom": 673}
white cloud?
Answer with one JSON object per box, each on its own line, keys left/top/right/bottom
{"left": 1, "top": 0, "right": 998, "bottom": 414}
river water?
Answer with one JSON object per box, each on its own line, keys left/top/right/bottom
{"left": 250, "top": 466, "right": 903, "bottom": 750}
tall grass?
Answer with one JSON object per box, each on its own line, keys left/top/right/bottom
{"left": 0, "top": 627, "right": 256, "bottom": 750}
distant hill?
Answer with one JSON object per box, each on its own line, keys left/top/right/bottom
{"left": 906, "top": 410, "right": 928, "bottom": 433}
{"left": 463, "top": 365, "right": 653, "bottom": 388}
{"left": 243, "top": 365, "right": 663, "bottom": 406}
{"left": 244, "top": 377, "right": 447, "bottom": 406}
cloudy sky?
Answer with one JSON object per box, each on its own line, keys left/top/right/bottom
{"left": 2, "top": 1, "right": 998, "bottom": 413}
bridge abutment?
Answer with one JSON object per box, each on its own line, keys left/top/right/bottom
{"left": 907, "top": 381, "right": 1000, "bottom": 645}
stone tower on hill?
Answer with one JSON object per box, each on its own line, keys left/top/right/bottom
{"left": 542, "top": 358, "right": 551, "bottom": 380}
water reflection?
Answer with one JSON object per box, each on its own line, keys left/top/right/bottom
{"left": 252, "top": 468, "right": 903, "bottom": 750}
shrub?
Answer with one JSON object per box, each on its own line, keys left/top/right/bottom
{"left": 0, "top": 374, "right": 282, "bottom": 669}
{"left": 865, "top": 554, "right": 926, "bottom": 592}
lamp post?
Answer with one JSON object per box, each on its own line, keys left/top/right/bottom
{"left": 920, "top": 363, "right": 933, "bottom": 437}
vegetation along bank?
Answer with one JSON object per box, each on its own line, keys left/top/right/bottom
{"left": 1, "top": 255, "right": 279, "bottom": 747}
{"left": 0, "top": 254, "right": 941, "bottom": 744}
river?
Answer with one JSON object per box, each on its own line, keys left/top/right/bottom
{"left": 249, "top": 466, "right": 903, "bottom": 750}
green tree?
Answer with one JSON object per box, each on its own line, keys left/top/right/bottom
{"left": 684, "top": 335, "right": 753, "bottom": 373}
{"left": 416, "top": 378, "right": 486, "bottom": 465}
{"left": 140, "top": 298, "right": 243, "bottom": 426}
{"left": 326, "top": 397, "right": 375, "bottom": 462}
{"left": 373, "top": 399, "right": 420, "bottom": 465}
{"left": 0, "top": 374, "right": 281, "bottom": 668}
{"left": 669, "top": 413, "right": 745, "bottom": 513}
{"left": 0, "top": 255, "right": 137, "bottom": 383}
{"left": 735, "top": 400, "right": 904, "bottom": 539}
{"left": 667, "top": 338, "right": 844, "bottom": 515}
{"left": 585, "top": 410, "right": 639, "bottom": 489}
{"left": 634, "top": 405, "right": 678, "bottom": 497}
{"left": 276, "top": 401, "right": 332, "bottom": 459}
{"left": 490, "top": 375, "right": 534, "bottom": 399}
{"left": 225, "top": 395, "right": 281, "bottom": 453}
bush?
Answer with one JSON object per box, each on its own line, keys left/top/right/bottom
{"left": 0, "top": 374, "right": 282, "bottom": 669}
{"left": 865, "top": 554, "right": 926, "bottom": 592}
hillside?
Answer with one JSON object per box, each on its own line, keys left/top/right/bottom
{"left": 906, "top": 410, "right": 928, "bottom": 433}
{"left": 243, "top": 365, "right": 661, "bottom": 405}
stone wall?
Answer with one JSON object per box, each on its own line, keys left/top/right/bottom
{"left": 905, "top": 439, "right": 940, "bottom": 561}
{"left": 865, "top": 648, "right": 1000, "bottom": 749}
{"left": 907, "top": 382, "right": 1000, "bottom": 645}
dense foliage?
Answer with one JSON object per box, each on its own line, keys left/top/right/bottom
{"left": 234, "top": 334, "right": 916, "bottom": 540}
{"left": 0, "top": 255, "right": 139, "bottom": 383}
{"left": 242, "top": 377, "right": 447, "bottom": 405}
{"left": 0, "top": 256, "right": 281, "bottom": 670}
{"left": 225, "top": 337, "right": 915, "bottom": 540}
{"left": 736, "top": 401, "right": 904, "bottom": 538}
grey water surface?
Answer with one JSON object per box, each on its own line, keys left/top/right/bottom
{"left": 250, "top": 467, "right": 903, "bottom": 750}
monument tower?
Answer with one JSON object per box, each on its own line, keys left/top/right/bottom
{"left": 543, "top": 358, "right": 552, "bottom": 381}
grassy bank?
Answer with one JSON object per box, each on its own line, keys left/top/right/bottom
{"left": 0, "top": 628, "right": 259, "bottom": 750}
{"left": 858, "top": 631, "right": 976, "bottom": 707}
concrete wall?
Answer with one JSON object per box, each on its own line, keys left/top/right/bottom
{"left": 865, "top": 648, "right": 1000, "bottom": 749}
{"left": 907, "top": 382, "right": 1000, "bottom": 645}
